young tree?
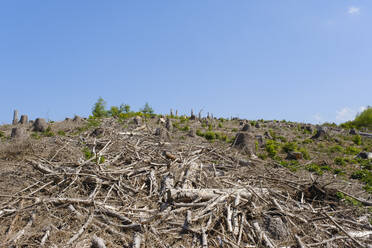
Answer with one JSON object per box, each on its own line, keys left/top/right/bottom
{"left": 92, "top": 97, "right": 108, "bottom": 118}
{"left": 120, "top": 104, "right": 131, "bottom": 113}
{"left": 141, "top": 102, "right": 154, "bottom": 114}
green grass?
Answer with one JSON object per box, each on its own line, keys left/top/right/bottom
{"left": 57, "top": 130, "right": 66, "bottom": 136}
{"left": 280, "top": 160, "right": 300, "bottom": 172}
{"left": 82, "top": 147, "right": 94, "bottom": 159}
{"left": 302, "top": 139, "right": 313, "bottom": 144}
{"left": 334, "top": 157, "right": 346, "bottom": 166}
{"left": 329, "top": 145, "right": 344, "bottom": 153}
{"left": 305, "top": 163, "right": 330, "bottom": 175}
{"left": 333, "top": 168, "right": 345, "bottom": 175}
{"left": 336, "top": 192, "right": 363, "bottom": 207}
{"left": 350, "top": 169, "right": 372, "bottom": 193}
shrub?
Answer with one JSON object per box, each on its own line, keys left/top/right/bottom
{"left": 258, "top": 153, "right": 268, "bottom": 160}
{"left": 92, "top": 97, "right": 108, "bottom": 118}
{"left": 204, "top": 131, "right": 216, "bottom": 141}
{"left": 345, "top": 146, "right": 361, "bottom": 155}
{"left": 232, "top": 128, "right": 238, "bottom": 132}
{"left": 0, "top": 131, "right": 4, "bottom": 138}
{"left": 196, "top": 129, "right": 204, "bottom": 137}
{"left": 82, "top": 147, "right": 93, "bottom": 159}
{"left": 282, "top": 142, "right": 298, "bottom": 153}
{"left": 305, "top": 163, "right": 323, "bottom": 175}
{"left": 278, "top": 136, "right": 287, "bottom": 142}
{"left": 352, "top": 135, "right": 362, "bottom": 145}
{"left": 180, "top": 125, "right": 190, "bottom": 132}
{"left": 43, "top": 126, "right": 55, "bottom": 137}
{"left": 218, "top": 123, "right": 223, "bottom": 128}
{"left": 302, "top": 139, "right": 313, "bottom": 144}
{"left": 352, "top": 107, "right": 372, "bottom": 130}
{"left": 108, "top": 106, "right": 123, "bottom": 118}
{"left": 334, "top": 157, "right": 346, "bottom": 166}
{"left": 280, "top": 160, "right": 300, "bottom": 172}
{"left": 265, "top": 140, "right": 280, "bottom": 158}
{"left": 333, "top": 168, "right": 345, "bottom": 175}
{"left": 57, "top": 130, "right": 66, "bottom": 136}
{"left": 341, "top": 106, "right": 372, "bottom": 130}
{"left": 299, "top": 147, "right": 310, "bottom": 160}
{"left": 329, "top": 145, "right": 344, "bottom": 153}
{"left": 350, "top": 170, "right": 372, "bottom": 192}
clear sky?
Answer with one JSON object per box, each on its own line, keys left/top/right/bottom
{"left": 0, "top": 1, "right": 370, "bottom": 124}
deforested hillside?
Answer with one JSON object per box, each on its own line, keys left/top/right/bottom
{"left": 0, "top": 110, "right": 371, "bottom": 247}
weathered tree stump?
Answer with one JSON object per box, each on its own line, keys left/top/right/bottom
{"left": 165, "top": 118, "right": 172, "bottom": 131}
{"left": 12, "top": 110, "right": 19, "bottom": 125}
{"left": 311, "top": 126, "right": 327, "bottom": 140}
{"left": 73, "top": 115, "right": 82, "bottom": 122}
{"left": 190, "top": 109, "right": 196, "bottom": 120}
{"left": 241, "top": 123, "right": 251, "bottom": 132}
{"left": 19, "top": 115, "right": 28, "bottom": 124}
{"left": 133, "top": 116, "right": 142, "bottom": 125}
{"left": 33, "top": 118, "right": 48, "bottom": 132}
{"left": 11, "top": 127, "right": 27, "bottom": 139}
{"left": 232, "top": 132, "right": 255, "bottom": 155}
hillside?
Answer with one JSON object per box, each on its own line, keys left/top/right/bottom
{"left": 0, "top": 113, "right": 371, "bottom": 247}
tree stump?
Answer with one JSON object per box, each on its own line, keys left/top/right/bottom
{"left": 73, "top": 115, "right": 82, "bottom": 122}
{"left": 11, "top": 127, "right": 27, "bottom": 139}
{"left": 19, "top": 115, "right": 28, "bottom": 124}
{"left": 165, "top": 118, "right": 172, "bottom": 131}
{"left": 33, "top": 118, "right": 48, "bottom": 132}
{"left": 241, "top": 124, "right": 251, "bottom": 132}
{"left": 12, "top": 110, "right": 19, "bottom": 125}
{"left": 232, "top": 132, "right": 254, "bottom": 155}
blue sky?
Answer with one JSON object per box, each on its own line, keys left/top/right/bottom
{"left": 0, "top": 1, "right": 370, "bottom": 124}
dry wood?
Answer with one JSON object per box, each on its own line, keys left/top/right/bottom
{"left": 0, "top": 117, "right": 371, "bottom": 247}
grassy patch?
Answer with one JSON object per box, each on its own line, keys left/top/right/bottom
{"left": 350, "top": 170, "right": 372, "bottom": 193}
{"left": 305, "top": 163, "right": 329, "bottom": 175}
{"left": 329, "top": 145, "right": 344, "bottom": 153}
{"left": 280, "top": 160, "right": 300, "bottom": 172}
{"left": 82, "top": 147, "right": 94, "bottom": 159}
{"left": 334, "top": 157, "right": 346, "bottom": 166}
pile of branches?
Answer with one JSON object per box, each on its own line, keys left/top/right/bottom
{"left": 0, "top": 118, "right": 371, "bottom": 247}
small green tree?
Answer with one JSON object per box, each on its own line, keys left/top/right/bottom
{"left": 108, "top": 106, "right": 120, "bottom": 117}
{"left": 120, "top": 104, "right": 131, "bottom": 113}
{"left": 353, "top": 106, "right": 372, "bottom": 130}
{"left": 141, "top": 102, "right": 154, "bottom": 114}
{"left": 92, "top": 97, "right": 108, "bottom": 118}
{"left": 341, "top": 106, "right": 372, "bottom": 130}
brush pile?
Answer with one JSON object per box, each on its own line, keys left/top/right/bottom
{"left": 0, "top": 117, "right": 371, "bottom": 247}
